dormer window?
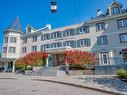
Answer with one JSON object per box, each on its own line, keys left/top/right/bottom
{"left": 27, "top": 26, "right": 31, "bottom": 33}
{"left": 111, "top": 7, "right": 120, "bottom": 15}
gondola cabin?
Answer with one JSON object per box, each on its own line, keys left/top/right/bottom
{"left": 51, "top": 1, "right": 57, "bottom": 13}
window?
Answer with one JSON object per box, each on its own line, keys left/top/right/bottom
{"left": 41, "top": 34, "right": 50, "bottom": 41}
{"left": 32, "top": 36, "right": 37, "bottom": 42}
{"left": 10, "top": 37, "right": 17, "bottom": 43}
{"left": 101, "top": 52, "right": 109, "bottom": 65}
{"left": 97, "top": 36, "right": 108, "bottom": 45}
{"left": 3, "top": 47, "right": 7, "bottom": 53}
{"left": 51, "top": 32, "right": 61, "bottom": 39}
{"left": 79, "top": 26, "right": 89, "bottom": 34}
{"left": 63, "top": 29, "right": 75, "bottom": 37}
{"left": 32, "top": 46, "right": 37, "bottom": 51}
{"left": 120, "top": 33, "right": 127, "bottom": 43}
{"left": 122, "top": 49, "right": 127, "bottom": 62}
{"left": 77, "top": 38, "right": 91, "bottom": 47}
{"left": 4, "top": 37, "right": 8, "bottom": 43}
{"left": 56, "top": 32, "right": 62, "bottom": 38}
{"left": 117, "top": 18, "right": 127, "bottom": 28}
{"left": 63, "top": 41, "right": 76, "bottom": 48}
{"left": 111, "top": 7, "right": 120, "bottom": 15}
{"left": 51, "top": 42, "right": 62, "bottom": 48}
{"left": 63, "top": 30, "right": 69, "bottom": 37}
{"left": 96, "top": 22, "right": 105, "bottom": 31}
{"left": 22, "top": 47, "right": 27, "bottom": 54}
{"left": 22, "top": 38, "right": 27, "bottom": 43}
{"left": 41, "top": 44, "right": 50, "bottom": 51}
{"left": 69, "top": 29, "right": 75, "bottom": 36}
{"left": 9, "top": 47, "right": 16, "bottom": 53}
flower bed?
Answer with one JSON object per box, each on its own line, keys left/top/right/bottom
{"left": 117, "top": 69, "right": 127, "bottom": 83}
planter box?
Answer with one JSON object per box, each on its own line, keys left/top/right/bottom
{"left": 68, "top": 70, "right": 84, "bottom": 75}
{"left": 120, "top": 78, "right": 127, "bottom": 82}
{"left": 33, "top": 66, "right": 41, "bottom": 71}
{"left": 83, "top": 70, "right": 93, "bottom": 75}
{"left": 25, "top": 70, "right": 32, "bottom": 75}
{"left": 118, "top": 77, "right": 127, "bottom": 83}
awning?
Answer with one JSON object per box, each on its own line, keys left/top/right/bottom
{"left": 122, "top": 48, "right": 127, "bottom": 51}
{"left": 45, "top": 46, "right": 73, "bottom": 54}
{"left": 0, "top": 58, "right": 15, "bottom": 62}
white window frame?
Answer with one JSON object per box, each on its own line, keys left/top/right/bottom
{"left": 9, "top": 47, "right": 16, "bottom": 53}
{"left": 101, "top": 52, "right": 110, "bottom": 65}
{"left": 120, "top": 34, "right": 127, "bottom": 43}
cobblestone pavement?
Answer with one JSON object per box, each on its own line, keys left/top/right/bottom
{"left": 83, "top": 76, "right": 127, "bottom": 93}
{"left": 0, "top": 73, "right": 112, "bottom": 95}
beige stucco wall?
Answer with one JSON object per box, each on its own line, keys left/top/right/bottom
{"left": 2, "top": 32, "right": 21, "bottom": 59}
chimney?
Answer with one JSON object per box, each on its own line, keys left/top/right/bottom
{"left": 97, "top": 9, "right": 103, "bottom": 16}
{"left": 46, "top": 24, "right": 51, "bottom": 30}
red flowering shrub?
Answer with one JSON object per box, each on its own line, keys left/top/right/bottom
{"left": 15, "top": 51, "right": 48, "bottom": 70}
{"left": 65, "top": 50, "right": 96, "bottom": 67}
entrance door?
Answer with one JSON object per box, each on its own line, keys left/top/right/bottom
{"left": 56, "top": 54, "right": 65, "bottom": 66}
{"left": 57, "top": 56, "right": 64, "bottom": 65}
{"left": 101, "top": 53, "right": 109, "bottom": 65}
{"left": 8, "top": 61, "right": 13, "bottom": 72}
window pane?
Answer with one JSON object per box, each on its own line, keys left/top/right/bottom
{"left": 9, "top": 47, "right": 16, "bottom": 53}
{"left": 96, "top": 22, "right": 105, "bottom": 31}
{"left": 117, "top": 18, "right": 127, "bottom": 28}
{"left": 3, "top": 47, "right": 7, "bottom": 53}
{"left": 112, "top": 7, "right": 120, "bottom": 15}
{"left": 77, "top": 38, "right": 91, "bottom": 47}
{"left": 10, "top": 37, "right": 17, "bottom": 43}
{"left": 32, "top": 36, "right": 37, "bottom": 42}
{"left": 22, "top": 38, "right": 27, "bottom": 43}
{"left": 97, "top": 36, "right": 107, "bottom": 45}
{"left": 32, "top": 46, "right": 37, "bottom": 51}
{"left": 4, "top": 37, "right": 8, "bottom": 43}
{"left": 120, "top": 34, "right": 127, "bottom": 43}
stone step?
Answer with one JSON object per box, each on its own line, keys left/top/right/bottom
{"left": 28, "top": 67, "right": 58, "bottom": 76}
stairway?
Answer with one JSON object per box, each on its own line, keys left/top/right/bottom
{"left": 27, "top": 67, "right": 58, "bottom": 76}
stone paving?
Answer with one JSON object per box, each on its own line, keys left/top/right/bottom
{"left": 73, "top": 75, "right": 127, "bottom": 94}
{"left": 29, "top": 75, "right": 127, "bottom": 95}
{"left": 0, "top": 73, "right": 112, "bottom": 95}
{"left": 84, "top": 76, "right": 127, "bottom": 93}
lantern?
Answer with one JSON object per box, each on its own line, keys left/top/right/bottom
{"left": 51, "top": 1, "right": 57, "bottom": 13}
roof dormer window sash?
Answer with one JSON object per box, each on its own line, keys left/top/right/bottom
{"left": 111, "top": 7, "right": 120, "bottom": 15}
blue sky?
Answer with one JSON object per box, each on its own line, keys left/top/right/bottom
{"left": 0, "top": 0, "right": 127, "bottom": 53}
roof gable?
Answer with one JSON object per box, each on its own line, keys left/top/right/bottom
{"left": 108, "top": 0, "right": 123, "bottom": 9}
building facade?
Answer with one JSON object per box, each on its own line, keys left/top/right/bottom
{"left": 1, "top": 1, "right": 127, "bottom": 72}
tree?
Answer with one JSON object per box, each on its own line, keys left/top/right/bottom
{"left": 15, "top": 51, "right": 48, "bottom": 70}
{"left": 65, "top": 50, "right": 96, "bottom": 67}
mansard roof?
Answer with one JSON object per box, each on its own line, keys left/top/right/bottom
{"left": 5, "top": 16, "right": 22, "bottom": 32}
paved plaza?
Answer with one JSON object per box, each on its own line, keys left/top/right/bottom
{"left": 0, "top": 73, "right": 116, "bottom": 95}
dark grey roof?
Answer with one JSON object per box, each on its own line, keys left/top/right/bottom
{"left": 6, "top": 16, "right": 22, "bottom": 32}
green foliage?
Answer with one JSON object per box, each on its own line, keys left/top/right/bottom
{"left": 117, "top": 69, "right": 127, "bottom": 79}
{"left": 15, "top": 62, "right": 27, "bottom": 71}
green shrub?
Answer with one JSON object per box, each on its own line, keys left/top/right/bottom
{"left": 117, "top": 69, "right": 127, "bottom": 79}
